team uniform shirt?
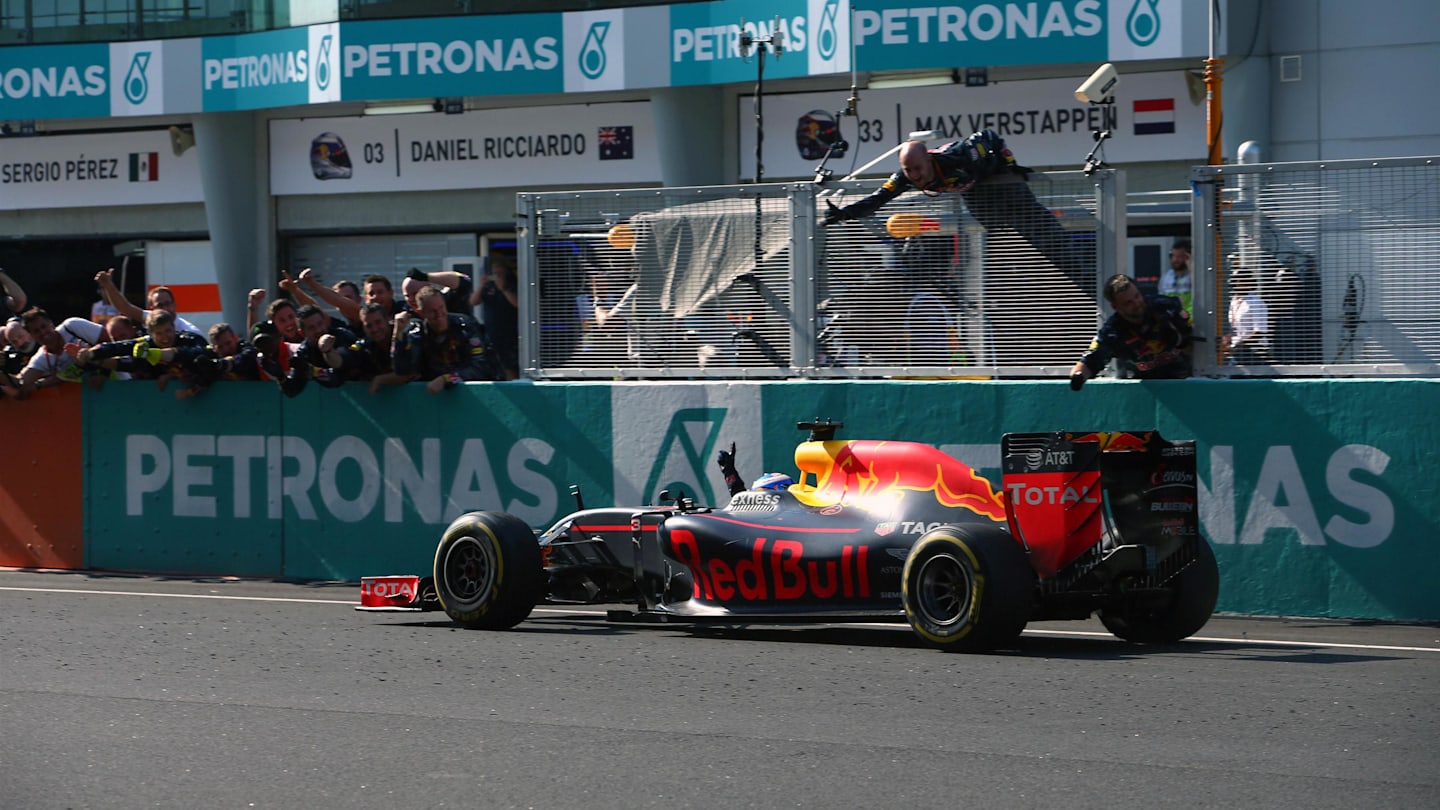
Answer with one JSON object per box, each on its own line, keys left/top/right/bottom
{"left": 394, "top": 312, "right": 494, "bottom": 382}
{"left": 23, "top": 317, "right": 105, "bottom": 383}
{"left": 346, "top": 335, "right": 394, "bottom": 380}
{"left": 837, "top": 129, "right": 1027, "bottom": 220}
{"left": 88, "top": 331, "right": 211, "bottom": 380}
{"left": 1078, "top": 295, "right": 1194, "bottom": 379}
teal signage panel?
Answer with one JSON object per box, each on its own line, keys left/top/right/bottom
{"left": 669, "top": 0, "right": 821, "bottom": 86}
{"left": 83, "top": 381, "right": 287, "bottom": 576}
{"left": 753, "top": 379, "right": 1440, "bottom": 622}
{"left": 82, "top": 381, "right": 613, "bottom": 580}
{"left": 0, "top": 42, "right": 110, "bottom": 120}
{"left": 201, "top": 27, "right": 316, "bottom": 111}
{"left": 340, "top": 14, "right": 565, "bottom": 102}
{"left": 79, "top": 378, "right": 1439, "bottom": 621}
{"left": 851, "top": 0, "right": 1108, "bottom": 71}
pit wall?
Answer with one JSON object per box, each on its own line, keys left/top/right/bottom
{"left": 2, "top": 379, "right": 1435, "bottom": 622}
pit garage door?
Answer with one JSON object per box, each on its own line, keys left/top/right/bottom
{"left": 284, "top": 233, "right": 479, "bottom": 293}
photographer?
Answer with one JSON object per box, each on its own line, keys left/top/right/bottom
{"left": 470, "top": 256, "right": 519, "bottom": 381}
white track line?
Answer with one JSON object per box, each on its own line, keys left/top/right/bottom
{"left": 3, "top": 585, "right": 1436, "bottom": 653}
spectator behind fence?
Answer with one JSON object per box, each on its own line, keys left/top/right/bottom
{"left": 18, "top": 307, "right": 106, "bottom": 393}
{"left": 363, "top": 273, "right": 406, "bottom": 317}
{"left": 0, "top": 323, "right": 25, "bottom": 399}
{"left": 402, "top": 267, "right": 472, "bottom": 316}
{"left": 384, "top": 284, "right": 494, "bottom": 395}
{"left": 1160, "top": 238, "right": 1194, "bottom": 317}
{"left": 105, "top": 315, "right": 140, "bottom": 342}
{"left": 351, "top": 301, "right": 397, "bottom": 383}
{"left": 271, "top": 303, "right": 359, "bottom": 397}
{"left": 1, "top": 269, "right": 29, "bottom": 317}
{"left": 284, "top": 268, "right": 363, "bottom": 334}
{"left": 247, "top": 289, "right": 306, "bottom": 344}
{"left": 80, "top": 309, "right": 209, "bottom": 393}
{"left": 1223, "top": 269, "right": 1272, "bottom": 366}
{"left": 470, "top": 256, "right": 520, "bottom": 380}
{"left": 821, "top": 129, "right": 1090, "bottom": 283}
{"left": 95, "top": 268, "right": 204, "bottom": 337}
{"left": 1069, "top": 274, "right": 1193, "bottom": 390}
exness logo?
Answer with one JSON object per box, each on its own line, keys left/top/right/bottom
{"left": 123, "top": 51, "right": 151, "bottom": 104}
{"left": 579, "top": 21, "right": 610, "bottom": 79}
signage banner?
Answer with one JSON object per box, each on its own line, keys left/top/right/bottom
{"left": 74, "top": 377, "right": 1440, "bottom": 620}
{"left": 0, "top": 42, "right": 110, "bottom": 120}
{"left": 202, "top": 26, "right": 324, "bottom": 112}
{"left": 669, "top": 0, "right": 848, "bottom": 86}
{"left": 0, "top": 128, "right": 204, "bottom": 211}
{"left": 851, "top": 0, "right": 1192, "bottom": 71}
{"left": 738, "top": 70, "right": 1203, "bottom": 179}
{"left": 0, "top": 1, "right": 1220, "bottom": 121}
{"left": 268, "top": 101, "right": 659, "bottom": 195}
{"left": 340, "top": 14, "right": 565, "bottom": 101}
{"left": 108, "top": 41, "right": 165, "bottom": 117}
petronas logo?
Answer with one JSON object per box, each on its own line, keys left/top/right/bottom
{"left": 1126, "top": 0, "right": 1161, "bottom": 47}
{"left": 580, "top": 21, "right": 610, "bottom": 80}
{"left": 315, "top": 35, "right": 333, "bottom": 91}
{"left": 124, "top": 52, "right": 151, "bottom": 105}
{"left": 817, "top": 0, "right": 840, "bottom": 60}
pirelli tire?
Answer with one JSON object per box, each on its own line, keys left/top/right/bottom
{"left": 902, "top": 525, "right": 1035, "bottom": 652}
{"left": 433, "top": 511, "right": 542, "bottom": 630}
{"left": 1099, "top": 539, "right": 1219, "bottom": 644}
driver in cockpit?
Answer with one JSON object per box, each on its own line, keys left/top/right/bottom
{"left": 717, "top": 442, "right": 793, "bottom": 497}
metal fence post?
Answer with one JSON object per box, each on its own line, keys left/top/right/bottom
{"left": 515, "top": 192, "right": 539, "bottom": 378}
{"left": 1189, "top": 169, "right": 1220, "bottom": 375}
{"left": 789, "top": 184, "right": 817, "bottom": 374}
{"left": 1096, "top": 168, "right": 1125, "bottom": 297}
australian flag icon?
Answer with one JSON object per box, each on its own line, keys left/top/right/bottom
{"left": 598, "top": 126, "right": 634, "bottom": 160}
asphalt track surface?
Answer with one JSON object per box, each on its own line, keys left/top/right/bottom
{"left": 2, "top": 570, "right": 1438, "bottom": 810}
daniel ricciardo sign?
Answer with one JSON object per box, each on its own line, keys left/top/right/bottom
{"left": 269, "top": 101, "right": 658, "bottom": 195}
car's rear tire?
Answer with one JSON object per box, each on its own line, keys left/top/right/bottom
{"left": 433, "top": 511, "right": 542, "bottom": 630}
{"left": 902, "top": 525, "right": 1034, "bottom": 652}
{"left": 1099, "top": 540, "right": 1219, "bottom": 643}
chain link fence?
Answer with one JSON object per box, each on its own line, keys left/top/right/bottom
{"left": 1191, "top": 156, "right": 1440, "bottom": 376}
{"left": 518, "top": 171, "right": 1121, "bottom": 379}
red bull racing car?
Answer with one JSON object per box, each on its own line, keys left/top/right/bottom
{"left": 360, "top": 421, "right": 1217, "bottom": 652}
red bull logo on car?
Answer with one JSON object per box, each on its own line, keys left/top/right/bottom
{"left": 792, "top": 440, "right": 1006, "bottom": 519}
{"left": 668, "top": 529, "right": 871, "bottom": 602}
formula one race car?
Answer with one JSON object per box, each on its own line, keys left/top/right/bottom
{"left": 360, "top": 421, "right": 1217, "bottom": 652}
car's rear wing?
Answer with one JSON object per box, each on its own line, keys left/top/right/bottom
{"left": 1001, "top": 431, "right": 1199, "bottom": 579}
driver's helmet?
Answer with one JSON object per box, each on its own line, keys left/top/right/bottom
{"left": 752, "top": 472, "right": 794, "bottom": 491}
{"left": 795, "top": 110, "right": 843, "bottom": 161}
{"left": 310, "top": 132, "right": 353, "bottom": 180}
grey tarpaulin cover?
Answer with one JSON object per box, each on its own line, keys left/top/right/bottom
{"left": 628, "top": 196, "right": 789, "bottom": 319}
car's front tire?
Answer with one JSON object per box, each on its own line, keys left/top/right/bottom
{"left": 902, "top": 525, "right": 1034, "bottom": 652}
{"left": 433, "top": 511, "right": 542, "bottom": 630}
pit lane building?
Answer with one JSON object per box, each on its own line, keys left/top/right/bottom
{"left": 1, "top": 0, "right": 1436, "bottom": 328}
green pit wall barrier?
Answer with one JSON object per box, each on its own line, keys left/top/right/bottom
{"left": 80, "top": 379, "right": 1440, "bottom": 622}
